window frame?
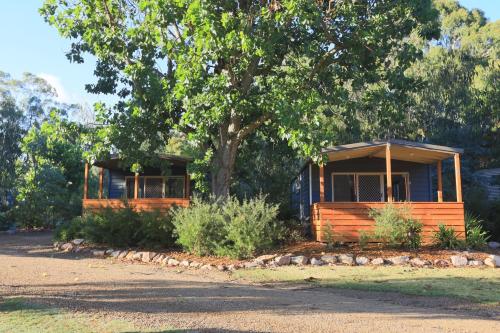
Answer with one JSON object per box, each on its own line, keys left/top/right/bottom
{"left": 124, "top": 175, "right": 186, "bottom": 199}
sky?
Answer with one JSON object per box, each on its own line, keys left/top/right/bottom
{"left": 0, "top": 0, "right": 498, "bottom": 109}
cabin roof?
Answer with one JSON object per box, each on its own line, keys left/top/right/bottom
{"left": 321, "top": 139, "right": 462, "bottom": 164}
{"left": 93, "top": 153, "right": 193, "bottom": 170}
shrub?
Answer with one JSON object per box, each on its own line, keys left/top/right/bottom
{"left": 358, "top": 230, "right": 370, "bottom": 250}
{"left": 172, "top": 195, "right": 283, "bottom": 259}
{"left": 369, "top": 204, "right": 422, "bottom": 250}
{"left": 465, "top": 213, "right": 490, "bottom": 249}
{"left": 322, "top": 220, "right": 335, "bottom": 250}
{"left": 433, "top": 224, "right": 463, "bottom": 249}
{"left": 54, "top": 205, "right": 175, "bottom": 249}
{"left": 171, "top": 197, "right": 226, "bottom": 256}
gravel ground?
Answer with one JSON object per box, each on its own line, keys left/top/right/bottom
{"left": 0, "top": 232, "right": 499, "bottom": 333}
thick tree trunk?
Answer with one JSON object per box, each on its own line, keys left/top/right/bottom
{"left": 211, "top": 139, "right": 239, "bottom": 198}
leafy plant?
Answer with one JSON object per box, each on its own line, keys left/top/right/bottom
{"left": 369, "top": 204, "right": 423, "bottom": 250}
{"left": 358, "top": 230, "right": 371, "bottom": 250}
{"left": 322, "top": 220, "right": 336, "bottom": 250}
{"left": 433, "top": 224, "right": 464, "bottom": 250}
{"left": 54, "top": 206, "right": 176, "bottom": 249}
{"left": 465, "top": 213, "right": 490, "bottom": 250}
{"left": 172, "top": 195, "right": 283, "bottom": 259}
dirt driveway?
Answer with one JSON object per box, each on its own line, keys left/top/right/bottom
{"left": 0, "top": 232, "right": 498, "bottom": 333}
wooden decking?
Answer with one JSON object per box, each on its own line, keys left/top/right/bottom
{"left": 311, "top": 202, "right": 465, "bottom": 242}
{"left": 83, "top": 198, "right": 190, "bottom": 213}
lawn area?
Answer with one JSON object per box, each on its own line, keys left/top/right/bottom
{"left": 234, "top": 266, "right": 500, "bottom": 304}
{"left": 0, "top": 298, "right": 175, "bottom": 333}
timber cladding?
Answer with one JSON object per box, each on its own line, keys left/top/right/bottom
{"left": 311, "top": 202, "right": 465, "bottom": 243}
{"left": 82, "top": 198, "right": 189, "bottom": 213}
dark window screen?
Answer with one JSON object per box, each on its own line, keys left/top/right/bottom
{"left": 333, "top": 175, "right": 356, "bottom": 202}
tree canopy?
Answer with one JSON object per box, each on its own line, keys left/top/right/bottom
{"left": 41, "top": 0, "right": 439, "bottom": 196}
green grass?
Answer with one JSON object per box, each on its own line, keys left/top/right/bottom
{"left": 0, "top": 298, "right": 176, "bottom": 333}
{"left": 234, "top": 266, "right": 500, "bottom": 304}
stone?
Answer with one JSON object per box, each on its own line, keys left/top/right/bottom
{"left": 291, "top": 256, "right": 309, "bottom": 265}
{"left": 92, "top": 250, "right": 105, "bottom": 257}
{"left": 190, "top": 261, "right": 202, "bottom": 268}
{"left": 255, "top": 254, "right": 277, "bottom": 263}
{"left": 60, "top": 243, "right": 74, "bottom": 252}
{"left": 387, "top": 256, "right": 410, "bottom": 265}
{"left": 72, "top": 239, "right": 85, "bottom": 246}
{"left": 410, "top": 258, "right": 431, "bottom": 267}
{"left": 371, "top": 258, "right": 385, "bottom": 266}
{"left": 141, "top": 252, "right": 156, "bottom": 263}
{"left": 167, "top": 258, "right": 180, "bottom": 266}
{"left": 154, "top": 254, "right": 165, "bottom": 263}
{"left": 201, "top": 264, "right": 214, "bottom": 270}
{"left": 355, "top": 256, "right": 369, "bottom": 266}
{"left": 310, "top": 258, "right": 324, "bottom": 266}
{"left": 180, "top": 260, "right": 190, "bottom": 267}
{"left": 487, "top": 241, "right": 500, "bottom": 249}
{"left": 160, "top": 257, "right": 170, "bottom": 266}
{"left": 338, "top": 254, "right": 354, "bottom": 265}
{"left": 484, "top": 257, "right": 496, "bottom": 268}
{"left": 118, "top": 251, "right": 129, "bottom": 259}
{"left": 434, "top": 259, "right": 450, "bottom": 267}
{"left": 244, "top": 261, "right": 259, "bottom": 269}
{"left": 110, "top": 250, "right": 121, "bottom": 258}
{"left": 227, "top": 264, "right": 237, "bottom": 271}
{"left": 125, "top": 251, "right": 137, "bottom": 260}
{"left": 132, "top": 252, "right": 143, "bottom": 261}
{"left": 217, "top": 264, "right": 227, "bottom": 271}
{"left": 274, "top": 255, "right": 291, "bottom": 266}
{"left": 450, "top": 255, "right": 468, "bottom": 267}
{"left": 105, "top": 249, "right": 114, "bottom": 255}
{"left": 53, "top": 241, "right": 61, "bottom": 249}
{"left": 468, "top": 260, "right": 483, "bottom": 266}
{"left": 320, "top": 255, "right": 337, "bottom": 264}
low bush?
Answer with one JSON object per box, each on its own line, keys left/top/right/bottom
{"left": 172, "top": 195, "right": 284, "bottom": 259}
{"left": 54, "top": 205, "right": 175, "bottom": 249}
{"left": 465, "top": 213, "right": 489, "bottom": 249}
{"left": 369, "top": 204, "right": 422, "bottom": 250}
{"left": 358, "top": 230, "right": 371, "bottom": 250}
{"left": 433, "top": 224, "right": 463, "bottom": 249}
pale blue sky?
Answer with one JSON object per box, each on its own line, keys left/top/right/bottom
{"left": 0, "top": 0, "right": 498, "bottom": 107}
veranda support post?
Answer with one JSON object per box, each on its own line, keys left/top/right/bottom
{"left": 319, "top": 164, "right": 325, "bottom": 202}
{"left": 83, "top": 162, "right": 89, "bottom": 200}
{"left": 385, "top": 143, "right": 393, "bottom": 202}
{"left": 437, "top": 160, "right": 443, "bottom": 202}
{"left": 454, "top": 153, "right": 462, "bottom": 202}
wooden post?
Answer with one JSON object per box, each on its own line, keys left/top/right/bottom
{"left": 319, "top": 164, "right": 325, "bottom": 202}
{"left": 437, "top": 161, "right": 443, "bottom": 202}
{"left": 454, "top": 153, "right": 462, "bottom": 202}
{"left": 83, "top": 162, "right": 89, "bottom": 200}
{"left": 185, "top": 174, "right": 190, "bottom": 199}
{"left": 134, "top": 172, "right": 139, "bottom": 199}
{"left": 98, "top": 167, "right": 104, "bottom": 199}
{"left": 385, "top": 144, "right": 393, "bottom": 202}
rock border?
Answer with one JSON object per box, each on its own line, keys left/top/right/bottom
{"left": 54, "top": 240, "right": 499, "bottom": 271}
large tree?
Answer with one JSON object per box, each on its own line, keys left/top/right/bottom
{"left": 41, "top": 0, "right": 439, "bottom": 196}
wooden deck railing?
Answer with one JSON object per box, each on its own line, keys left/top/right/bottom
{"left": 83, "top": 198, "right": 189, "bottom": 213}
{"left": 311, "top": 202, "right": 465, "bottom": 243}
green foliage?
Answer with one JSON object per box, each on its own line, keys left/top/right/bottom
{"left": 12, "top": 111, "right": 86, "bottom": 228}
{"left": 369, "top": 204, "right": 423, "bottom": 250}
{"left": 54, "top": 207, "right": 176, "bottom": 249}
{"left": 359, "top": 230, "right": 371, "bottom": 251}
{"left": 322, "top": 220, "right": 335, "bottom": 250}
{"left": 172, "top": 196, "right": 283, "bottom": 259}
{"left": 465, "top": 212, "right": 490, "bottom": 249}
{"left": 433, "top": 224, "right": 463, "bottom": 249}
{"left": 41, "top": 0, "right": 439, "bottom": 196}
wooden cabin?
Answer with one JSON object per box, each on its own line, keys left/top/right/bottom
{"left": 291, "top": 140, "right": 465, "bottom": 242}
{"left": 82, "top": 154, "right": 191, "bottom": 213}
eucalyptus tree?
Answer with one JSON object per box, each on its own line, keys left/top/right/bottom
{"left": 41, "top": 0, "right": 439, "bottom": 196}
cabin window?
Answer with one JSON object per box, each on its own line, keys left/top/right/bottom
{"left": 331, "top": 172, "right": 409, "bottom": 202}
{"left": 125, "top": 176, "right": 185, "bottom": 199}
{"left": 332, "top": 174, "right": 356, "bottom": 202}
